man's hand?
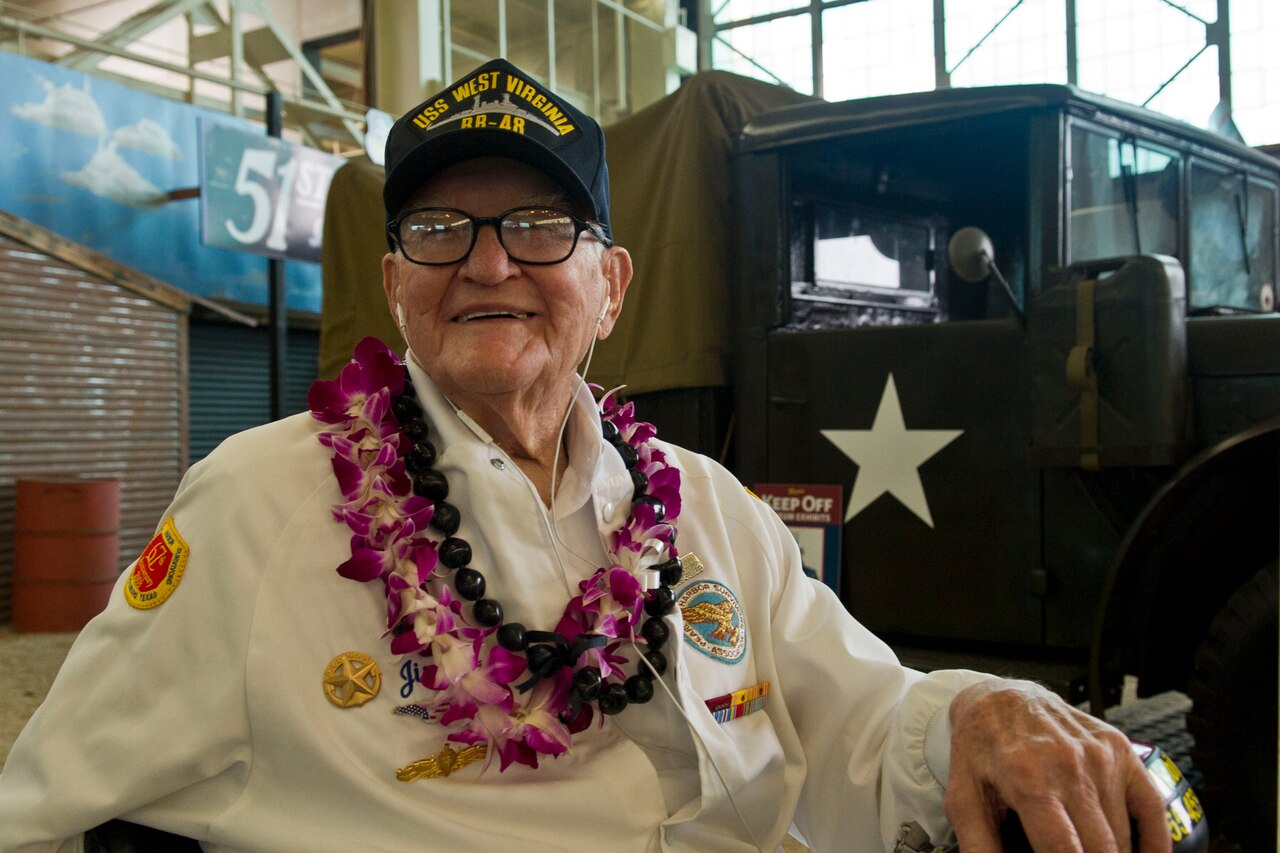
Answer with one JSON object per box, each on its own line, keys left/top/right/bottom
{"left": 944, "top": 680, "right": 1171, "bottom": 853}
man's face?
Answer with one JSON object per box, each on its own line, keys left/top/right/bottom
{"left": 382, "top": 157, "right": 630, "bottom": 402}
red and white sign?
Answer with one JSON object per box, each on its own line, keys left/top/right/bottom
{"left": 753, "top": 483, "right": 843, "bottom": 594}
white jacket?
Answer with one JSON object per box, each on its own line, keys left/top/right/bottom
{"left": 0, "top": 362, "right": 990, "bottom": 852}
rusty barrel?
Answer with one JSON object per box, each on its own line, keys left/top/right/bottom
{"left": 12, "top": 478, "right": 121, "bottom": 632}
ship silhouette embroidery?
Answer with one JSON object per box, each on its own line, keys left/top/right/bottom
{"left": 433, "top": 93, "right": 561, "bottom": 137}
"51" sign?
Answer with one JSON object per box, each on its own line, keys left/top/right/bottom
{"left": 200, "top": 119, "right": 343, "bottom": 264}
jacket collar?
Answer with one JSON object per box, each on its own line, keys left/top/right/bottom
{"left": 402, "top": 351, "right": 632, "bottom": 526}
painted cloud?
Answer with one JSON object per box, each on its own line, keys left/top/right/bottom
{"left": 11, "top": 78, "right": 108, "bottom": 138}
{"left": 112, "top": 117, "right": 182, "bottom": 160}
{"left": 62, "top": 143, "right": 166, "bottom": 208}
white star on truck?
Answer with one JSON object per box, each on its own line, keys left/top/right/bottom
{"left": 821, "top": 374, "right": 963, "bottom": 528}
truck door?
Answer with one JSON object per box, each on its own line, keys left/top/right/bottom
{"left": 763, "top": 203, "right": 1042, "bottom": 646}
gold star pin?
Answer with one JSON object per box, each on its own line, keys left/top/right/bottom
{"left": 396, "top": 743, "right": 488, "bottom": 781}
{"left": 323, "top": 651, "right": 382, "bottom": 708}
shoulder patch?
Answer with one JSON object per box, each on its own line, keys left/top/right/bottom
{"left": 678, "top": 580, "right": 747, "bottom": 663}
{"left": 125, "top": 517, "right": 189, "bottom": 609}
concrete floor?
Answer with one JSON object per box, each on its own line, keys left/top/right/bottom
{"left": 0, "top": 625, "right": 76, "bottom": 766}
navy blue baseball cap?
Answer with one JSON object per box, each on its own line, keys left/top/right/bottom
{"left": 383, "top": 58, "right": 611, "bottom": 241}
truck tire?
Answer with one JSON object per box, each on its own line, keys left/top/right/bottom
{"left": 1186, "top": 559, "right": 1277, "bottom": 851}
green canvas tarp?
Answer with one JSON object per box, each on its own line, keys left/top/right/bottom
{"left": 318, "top": 70, "right": 810, "bottom": 392}
{"left": 319, "top": 156, "right": 396, "bottom": 380}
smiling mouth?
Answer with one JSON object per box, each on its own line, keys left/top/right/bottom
{"left": 456, "top": 311, "right": 533, "bottom": 322}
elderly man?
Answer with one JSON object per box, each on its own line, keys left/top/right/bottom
{"left": 0, "top": 58, "right": 1167, "bottom": 852}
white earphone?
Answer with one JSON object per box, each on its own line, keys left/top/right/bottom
{"left": 396, "top": 302, "right": 407, "bottom": 332}
{"left": 597, "top": 297, "right": 610, "bottom": 325}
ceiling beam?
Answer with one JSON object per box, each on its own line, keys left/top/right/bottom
{"left": 189, "top": 25, "right": 290, "bottom": 66}
{"left": 243, "top": 0, "right": 364, "bottom": 143}
{"left": 57, "top": 0, "right": 213, "bottom": 71}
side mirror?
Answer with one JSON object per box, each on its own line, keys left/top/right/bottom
{"left": 947, "top": 226, "right": 1023, "bottom": 324}
{"left": 947, "top": 226, "right": 997, "bottom": 283}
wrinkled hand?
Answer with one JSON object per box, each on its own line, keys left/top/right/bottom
{"left": 944, "top": 680, "right": 1170, "bottom": 853}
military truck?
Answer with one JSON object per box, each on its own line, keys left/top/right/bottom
{"left": 727, "top": 84, "right": 1277, "bottom": 850}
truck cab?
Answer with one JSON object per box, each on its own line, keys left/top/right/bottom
{"left": 731, "top": 84, "right": 1278, "bottom": 850}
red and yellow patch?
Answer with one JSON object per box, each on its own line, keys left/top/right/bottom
{"left": 125, "top": 517, "right": 188, "bottom": 609}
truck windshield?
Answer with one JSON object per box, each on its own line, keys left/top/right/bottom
{"left": 1189, "top": 164, "right": 1278, "bottom": 311}
{"left": 1069, "top": 127, "right": 1179, "bottom": 264}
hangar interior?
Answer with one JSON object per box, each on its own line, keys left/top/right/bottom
{"left": 0, "top": 1, "right": 1275, "bottom": 851}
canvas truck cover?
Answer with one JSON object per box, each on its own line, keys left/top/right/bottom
{"left": 319, "top": 157, "right": 396, "bottom": 381}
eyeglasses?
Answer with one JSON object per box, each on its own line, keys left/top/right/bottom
{"left": 387, "top": 206, "right": 611, "bottom": 266}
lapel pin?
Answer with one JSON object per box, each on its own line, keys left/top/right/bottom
{"left": 396, "top": 743, "right": 488, "bottom": 781}
{"left": 323, "top": 651, "right": 382, "bottom": 708}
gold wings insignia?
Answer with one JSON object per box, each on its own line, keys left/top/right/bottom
{"left": 396, "top": 743, "right": 488, "bottom": 781}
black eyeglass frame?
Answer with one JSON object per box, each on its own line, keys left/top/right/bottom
{"left": 386, "top": 206, "right": 613, "bottom": 266}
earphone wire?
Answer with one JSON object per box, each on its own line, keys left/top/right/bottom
{"left": 550, "top": 310, "right": 765, "bottom": 853}
{"left": 546, "top": 311, "right": 607, "bottom": 570}
{"left": 623, "top": 638, "right": 767, "bottom": 853}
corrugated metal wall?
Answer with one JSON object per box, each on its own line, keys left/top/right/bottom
{"left": 0, "top": 234, "right": 186, "bottom": 624}
{"left": 189, "top": 322, "right": 319, "bottom": 465}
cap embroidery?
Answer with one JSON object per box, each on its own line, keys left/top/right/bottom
{"left": 410, "top": 70, "right": 577, "bottom": 139}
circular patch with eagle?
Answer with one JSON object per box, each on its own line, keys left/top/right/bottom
{"left": 677, "top": 581, "right": 747, "bottom": 664}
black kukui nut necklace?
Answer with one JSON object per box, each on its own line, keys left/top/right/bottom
{"left": 390, "top": 369, "right": 680, "bottom": 722}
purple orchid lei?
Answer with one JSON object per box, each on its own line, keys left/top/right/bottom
{"left": 308, "top": 337, "right": 682, "bottom": 772}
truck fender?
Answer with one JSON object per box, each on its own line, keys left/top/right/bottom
{"left": 1089, "top": 417, "right": 1280, "bottom": 713}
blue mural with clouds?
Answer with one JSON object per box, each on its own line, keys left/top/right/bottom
{"left": 0, "top": 50, "right": 322, "bottom": 312}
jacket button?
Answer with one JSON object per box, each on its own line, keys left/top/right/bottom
{"left": 490, "top": 457, "right": 506, "bottom": 470}
{"left": 602, "top": 500, "right": 616, "bottom": 522}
